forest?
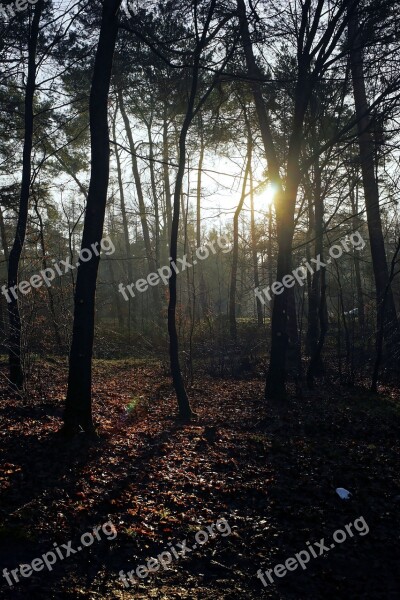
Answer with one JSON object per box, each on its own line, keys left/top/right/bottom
{"left": 0, "top": 0, "right": 399, "bottom": 598}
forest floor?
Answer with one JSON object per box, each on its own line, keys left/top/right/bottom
{"left": 0, "top": 358, "right": 399, "bottom": 599}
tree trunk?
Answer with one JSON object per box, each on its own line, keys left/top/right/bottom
{"left": 237, "top": 0, "right": 309, "bottom": 399}
{"left": 118, "top": 88, "right": 161, "bottom": 312}
{"left": 147, "top": 119, "right": 160, "bottom": 269}
{"left": 33, "top": 197, "right": 64, "bottom": 352}
{"left": 168, "top": 115, "right": 194, "bottom": 419}
{"left": 62, "top": 0, "right": 122, "bottom": 435}
{"left": 196, "top": 121, "right": 208, "bottom": 318}
{"left": 306, "top": 193, "right": 318, "bottom": 354}
{"left": 307, "top": 104, "right": 326, "bottom": 383}
{"left": 0, "top": 206, "right": 9, "bottom": 265}
{"left": 162, "top": 107, "right": 172, "bottom": 243}
{"left": 106, "top": 252, "right": 124, "bottom": 327}
{"left": 348, "top": 8, "right": 399, "bottom": 345}
{"left": 0, "top": 206, "right": 9, "bottom": 337}
{"left": 112, "top": 104, "right": 133, "bottom": 284}
{"left": 349, "top": 179, "right": 365, "bottom": 328}
{"left": 229, "top": 134, "right": 251, "bottom": 339}
{"left": 167, "top": 0, "right": 218, "bottom": 418}
{"left": 249, "top": 143, "right": 263, "bottom": 327}
{"left": 7, "top": 0, "right": 45, "bottom": 388}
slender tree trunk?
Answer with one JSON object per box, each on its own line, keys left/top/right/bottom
{"left": 249, "top": 144, "right": 263, "bottom": 327}
{"left": 307, "top": 104, "right": 326, "bottom": 382}
{"left": 162, "top": 110, "right": 172, "bottom": 243}
{"left": 287, "top": 286, "right": 302, "bottom": 389}
{"left": 33, "top": 198, "right": 64, "bottom": 352}
{"left": 348, "top": 8, "right": 399, "bottom": 344}
{"left": 0, "top": 206, "right": 9, "bottom": 337}
{"left": 118, "top": 89, "right": 161, "bottom": 312}
{"left": 0, "top": 206, "right": 9, "bottom": 265}
{"left": 112, "top": 104, "right": 133, "bottom": 283}
{"left": 229, "top": 134, "right": 251, "bottom": 339}
{"left": 147, "top": 120, "right": 160, "bottom": 269}
{"left": 168, "top": 117, "right": 194, "bottom": 419}
{"left": 112, "top": 103, "right": 134, "bottom": 332}
{"left": 306, "top": 193, "right": 318, "bottom": 354}
{"left": 196, "top": 122, "right": 208, "bottom": 318}
{"left": 106, "top": 253, "right": 124, "bottom": 327}
{"left": 267, "top": 205, "right": 273, "bottom": 293}
{"left": 349, "top": 179, "right": 365, "bottom": 328}
{"left": 168, "top": 0, "right": 218, "bottom": 418}
{"left": 7, "top": 0, "right": 45, "bottom": 388}
{"left": 62, "top": 0, "right": 122, "bottom": 435}
{"left": 306, "top": 147, "right": 328, "bottom": 387}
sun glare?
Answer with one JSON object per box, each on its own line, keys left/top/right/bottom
{"left": 252, "top": 183, "right": 277, "bottom": 214}
{"left": 265, "top": 183, "right": 278, "bottom": 208}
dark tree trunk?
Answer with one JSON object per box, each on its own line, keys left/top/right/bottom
{"left": 229, "top": 133, "right": 251, "bottom": 339}
{"left": 0, "top": 206, "right": 9, "bottom": 337}
{"left": 237, "top": 0, "right": 309, "bottom": 400}
{"left": 0, "top": 206, "right": 9, "bottom": 266}
{"left": 250, "top": 162, "right": 263, "bottom": 327}
{"left": 168, "top": 0, "right": 218, "bottom": 419}
{"left": 168, "top": 116, "right": 194, "bottom": 419}
{"left": 348, "top": 8, "right": 399, "bottom": 343}
{"left": 33, "top": 197, "right": 64, "bottom": 352}
{"left": 112, "top": 104, "right": 133, "bottom": 284}
{"left": 106, "top": 252, "right": 124, "bottom": 327}
{"left": 162, "top": 109, "right": 173, "bottom": 243}
{"left": 62, "top": 0, "right": 122, "bottom": 435}
{"left": 117, "top": 89, "right": 161, "bottom": 312}
{"left": 7, "top": 0, "right": 45, "bottom": 388}
{"left": 147, "top": 120, "right": 160, "bottom": 269}
{"left": 196, "top": 121, "right": 208, "bottom": 318}
{"left": 112, "top": 105, "right": 134, "bottom": 332}
{"left": 307, "top": 106, "right": 326, "bottom": 384}
{"left": 349, "top": 180, "right": 366, "bottom": 328}
{"left": 267, "top": 205, "right": 273, "bottom": 292}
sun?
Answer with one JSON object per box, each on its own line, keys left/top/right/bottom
{"left": 264, "top": 183, "right": 278, "bottom": 208}
{"left": 252, "top": 182, "right": 277, "bottom": 214}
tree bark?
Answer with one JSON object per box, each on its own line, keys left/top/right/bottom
{"left": 348, "top": 7, "right": 399, "bottom": 345}
{"left": 118, "top": 88, "right": 161, "bottom": 313}
{"left": 147, "top": 119, "right": 160, "bottom": 269}
{"left": 7, "top": 0, "right": 45, "bottom": 388}
{"left": 250, "top": 161, "right": 263, "bottom": 327}
{"left": 168, "top": 0, "right": 218, "bottom": 419}
{"left": 307, "top": 100, "right": 326, "bottom": 383}
{"left": 349, "top": 179, "right": 366, "bottom": 328}
{"left": 112, "top": 103, "right": 134, "bottom": 332}
{"left": 229, "top": 133, "right": 251, "bottom": 339}
{"left": 0, "top": 206, "right": 9, "bottom": 266}
{"left": 196, "top": 120, "right": 208, "bottom": 318}
{"left": 162, "top": 109, "right": 172, "bottom": 242}
{"left": 33, "top": 197, "right": 64, "bottom": 352}
{"left": 237, "top": 0, "right": 309, "bottom": 400}
{"left": 62, "top": 0, "right": 122, "bottom": 434}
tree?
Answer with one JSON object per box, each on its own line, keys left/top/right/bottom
{"left": 7, "top": 0, "right": 45, "bottom": 388}
{"left": 62, "top": 0, "right": 122, "bottom": 435}
{"left": 348, "top": 2, "right": 399, "bottom": 351}
{"left": 237, "top": 0, "right": 366, "bottom": 399}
